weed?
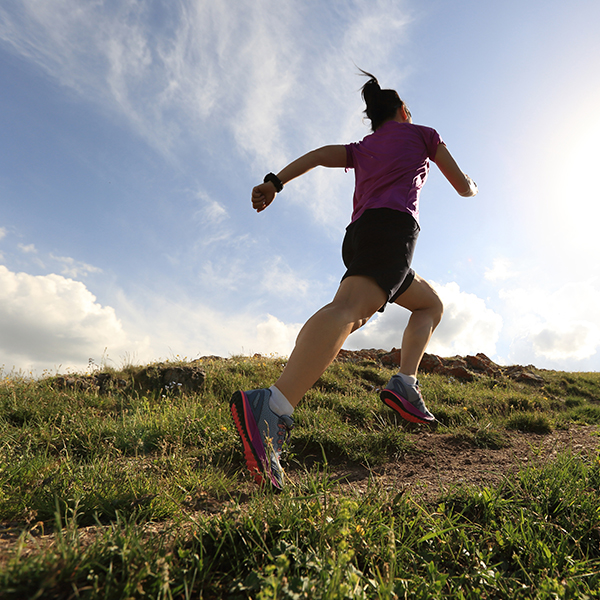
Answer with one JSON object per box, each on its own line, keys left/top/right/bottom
{"left": 505, "top": 412, "right": 552, "bottom": 434}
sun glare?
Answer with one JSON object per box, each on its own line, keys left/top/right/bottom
{"left": 565, "top": 120, "right": 600, "bottom": 197}
{"left": 537, "top": 117, "right": 600, "bottom": 258}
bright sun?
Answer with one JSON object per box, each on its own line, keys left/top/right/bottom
{"left": 565, "top": 120, "right": 600, "bottom": 202}
{"left": 539, "top": 117, "right": 600, "bottom": 257}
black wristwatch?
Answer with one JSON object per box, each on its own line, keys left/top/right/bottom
{"left": 263, "top": 172, "right": 284, "bottom": 192}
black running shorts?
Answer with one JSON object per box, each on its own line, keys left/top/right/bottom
{"left": 341, "top": 208, "right": 419, "bottom": 312}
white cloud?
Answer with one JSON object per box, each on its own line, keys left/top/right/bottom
{"left": 255, "top": 314, "right": 301, "bottom": 356}
{"left": 49, "top": 254, "right": 103, "bottom": 278}
{"left": 110, "top": 288, "right": 302, "bottom": 363}
{"left": 345, "top": 280, "right": 502, "bottom": 357}
{"left": 0, "top": 227, "right": 7, "bottom": 240}
{"left": 261, "top": 256, "right": 311, "bottom": 299}
{"left": 199, "top": 198, "right": 228, "bottom": 225}
{"left": 499, "top": 279, "right": 600, "bottom": 365}
{"left": 0, "top": 262, "right": 303, "bottom": 374}
{"left": 530, "top": 323, "right": 599, "bottom": 362}
{"left": 430, "top": 282, "right": 503, "bottom": 356}
{"left": 0, "top": 265, "right": 135, "bottom": 373}
{"left": 190, "top": 190, "right": 233, "bottom": 249}
{"left": 485, "top": 257, "right": 516, "bottom": 282}
{"left": 18, "top": 243, "right": 37, "bottom": 254}
{"left": 227, "top": 7, "right": 299, "bottom": 164}
{"left": 0, "top": 0, "right": 301, "bottom": 161}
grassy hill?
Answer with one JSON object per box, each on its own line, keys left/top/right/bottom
{"left": 1, "top": 353, "right": 599, "bottom": 599}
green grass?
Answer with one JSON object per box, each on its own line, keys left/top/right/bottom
{"left": 1, "top": 356, "right": 600, "bottom": 598}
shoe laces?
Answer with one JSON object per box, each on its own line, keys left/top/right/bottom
{"left": 274, "top": 415, "right": 294, "bottom": 453}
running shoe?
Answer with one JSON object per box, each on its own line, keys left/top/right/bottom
{"left": 380, "top": 375, "right": 436, "bottom": 424}
{"left": 230, "top": 388, "right": 294, "bottom": 490}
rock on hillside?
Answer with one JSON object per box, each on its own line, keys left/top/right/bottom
{"left": 336, "top": 349, "right": 544, "bottom": 384}
{"left": 52, "top": 363, "right": 206, "bottom": 396}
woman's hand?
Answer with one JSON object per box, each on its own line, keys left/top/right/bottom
{"left": 251, "top": 182, "right": 277, "bottom": 212}
{"left": 460, "top": 174, "right": 478, "bottom": 197}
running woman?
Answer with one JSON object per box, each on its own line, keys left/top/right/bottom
{"left": 230, "top": 71, "right": 478, "bottom": 489}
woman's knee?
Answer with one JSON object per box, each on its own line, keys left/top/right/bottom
{"left": 419, "top": 280, "right": 443, "bottom": 324}
{"left": 430, "top": 291, "right": 444, "bottom": 327}
{"left": 395, "top": 275, "right": 444, "bottom": 323}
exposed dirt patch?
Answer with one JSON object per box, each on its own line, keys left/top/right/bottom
{"left": 320, "top": 424, "right": 600, "bottom": 502}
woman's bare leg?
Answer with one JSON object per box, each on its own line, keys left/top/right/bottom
{"left": 394, "top": 274, "right": 444, "bottom": 377}
{"left": 275, "top": 276, "right": 387, "bottom": 407}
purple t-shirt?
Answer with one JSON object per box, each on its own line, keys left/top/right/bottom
{"left": 345, "top": 121, "right": 443, "bottom": 224}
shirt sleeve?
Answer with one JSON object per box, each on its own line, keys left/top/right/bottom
{"left": 424, "top": 127, "right": 443, "bottom": 160}
{"left": 344, "top": 144, "right": 355, "bottom": 170}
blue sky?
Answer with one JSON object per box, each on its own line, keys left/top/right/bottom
{"left": 1, "top": 0, "right": 599, "bottom": 375}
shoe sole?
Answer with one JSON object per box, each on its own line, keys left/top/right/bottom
{"left": 230, "top": 390, "right": 281, "bottom": 489}
{"left": 380, "top": 389, "right": 436, "bottom": 425}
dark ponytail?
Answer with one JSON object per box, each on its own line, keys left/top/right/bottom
{"left": 359, "top": 69, "right": 410, "bottom": 132}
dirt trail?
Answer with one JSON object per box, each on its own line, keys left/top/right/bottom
{"left": 320, "top": 425, "right": 600, "bottom": 502}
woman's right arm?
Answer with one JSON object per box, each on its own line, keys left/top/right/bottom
{"left": 278, "top": 145, "right": 347, "bottom": 184}
{"left": 252, "top": 145, "right": 347, "bottom": 212}
{"left": 433, "top": 144, "right": 478, "bottom": 197}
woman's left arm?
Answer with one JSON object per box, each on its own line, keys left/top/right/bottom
{"left": 252, "top": 145, "right": 347, "bottom": 212}
{"left": 433, "top": 143, "right": 478, "bottom": 197}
